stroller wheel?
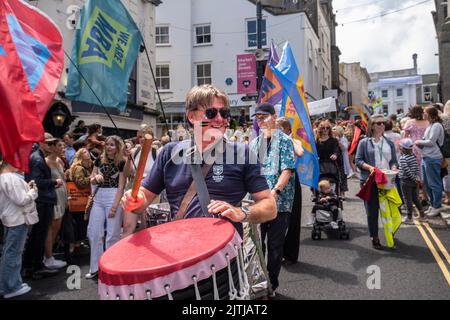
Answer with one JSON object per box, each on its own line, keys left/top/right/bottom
{"left": 340, "top": 231, "right": 350, "bottom": 240}
{"left": 312, "top": 230, "right": 321, "bottom": 240}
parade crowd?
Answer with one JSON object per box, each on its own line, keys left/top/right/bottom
{"left": 0, "top": 84, "right": 449, "bottom": 299}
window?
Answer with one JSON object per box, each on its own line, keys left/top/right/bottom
{"left": 196, "top": 63, "right": 212, "bottom": 85}
{"left": 382, "top": 104, "right": 389, "bottom": 116}
{"left": 423, "top": 86, "right": 432, "bottom": 102}
{"left": 247, "top": 19, "right": 266, "bottom": 48}
{"left": 156, "top": 64, "right": 170, "bottom": 90}
{"left": 308, "top": 39, "right": 313, "bottom": 61}
{"left": 396, "top": 88, "right": 403, "bottom": 97}
{"left": 156, "top": 25, "right": 170, "bottom": 45}
{"left": 382, "top": 90, "right": 388, "bottom": 98}
{"left": 195, "top": 24, "right": 211, "bottom": 45}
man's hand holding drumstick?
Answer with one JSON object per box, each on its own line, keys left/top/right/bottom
{"left": 121, "top": 134, "right": 157, "bottom": 214}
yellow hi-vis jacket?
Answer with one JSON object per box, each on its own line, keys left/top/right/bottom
{"left": 378, "top": 187, "right": 402, "bottom": 248}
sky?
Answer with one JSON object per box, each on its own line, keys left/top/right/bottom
{"left": 334, "top": 0, "right": 439, "bottom": 75}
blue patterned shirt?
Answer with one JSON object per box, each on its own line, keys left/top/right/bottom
{"left": 250, "top": 130, "right": 296, "bottom": 213}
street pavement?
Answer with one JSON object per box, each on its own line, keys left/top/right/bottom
{"left": 9, "top": 179, "right": 450, "bottom": 300}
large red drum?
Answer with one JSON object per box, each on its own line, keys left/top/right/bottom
{"left": 98, "top": 218, "right": 249, "bottom": 300}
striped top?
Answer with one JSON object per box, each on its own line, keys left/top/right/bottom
{"left": 398, "top": 153, "right": 420, "bottom": 182}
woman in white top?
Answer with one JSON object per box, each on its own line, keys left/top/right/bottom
{"left": 0, "top": 160, "right": 38, "bottom": 299}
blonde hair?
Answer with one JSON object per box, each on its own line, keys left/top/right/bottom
{"left": 185, "top": 85, "right": 230, "bottom": 112}
{"left": 333, "top": 125, "right": 344, "bottom": 138}
{"left": 444, "top": 100, "right": 450, "bottom": 117}
{"left": 319, "top": 180, "right": 330, "bottom": 190}
{"left": 69, "top": 148, "right": 93, "bottom": 181}
{"left": 101, "top": 136, "right": 124, "bottom": 167}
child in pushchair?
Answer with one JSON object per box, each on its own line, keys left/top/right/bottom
{"left": 311, "top": 178, "right": 350, "bottom": 240}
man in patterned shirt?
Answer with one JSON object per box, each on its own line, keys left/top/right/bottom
{"left": 250, "top": 103, "right": 295, "bottom": 297}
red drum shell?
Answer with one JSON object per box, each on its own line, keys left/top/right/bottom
{"left": 99, "top": 218, "right": 236, "bottom": 286}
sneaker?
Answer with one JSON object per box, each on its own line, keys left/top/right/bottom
{"left": 330, "top": 221, "right": 339, "bottom": 229}
{"left": 43, "top": 256, "right": 67, "bottom": 269}
{"left": 85, "top": 271, "right": 98, "bottom": 279}
{"left": 426, "top": 207, "right": 442, "bottom": 217}
{"left": 3, "top": 284, "right": 31, "bottom": 299}
{"left": 440, "top": 212, "right": 450, "bottom": 220}
{"left": 33, "top": 267, "right": 59, "bottom": 278}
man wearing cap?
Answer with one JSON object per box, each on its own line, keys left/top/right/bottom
{"left": 250, "top": 102, "right": 296, "bottom": 297}
{"left": 23, "top": 133, "right": 64, "bottom": 279}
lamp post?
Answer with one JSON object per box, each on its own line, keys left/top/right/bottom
{"left": 52, "top": 103, "right": 67, "bottom": 138}
{"left": 256, "top": 0, "right": 263, "bottom": 92}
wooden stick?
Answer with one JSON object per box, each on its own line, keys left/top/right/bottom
{"left": 131, "top": 134, "right": 153, "bottom": 199}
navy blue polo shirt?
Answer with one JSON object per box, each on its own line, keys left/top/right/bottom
{"left": 141, "top": 140, "right": 269, "bottom": 220}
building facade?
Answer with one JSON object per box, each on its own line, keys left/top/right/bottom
{"left": 417, "top": 74, "right": 440, "bottom": 105}
{"left": 27, "top": 0, "right": 160, "bottom": 138}
{"left": 155, "top": 0, "right": 328, "bottom": 136}
{"left": 368, "top": 55, "right": 422, "bottom": 116}
{"left": 433, "top": 0, "right": 450, "bottom": 103}
{"left": 339, "top": 62, "right": 371, "bottom": 108}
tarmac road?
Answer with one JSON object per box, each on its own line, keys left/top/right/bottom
{"left": 10, "top": 179, "right": 450, "bottom": 300}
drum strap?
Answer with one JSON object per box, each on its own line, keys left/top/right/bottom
{"left": 176, "top": 163, "right": 212, "bottom": 220}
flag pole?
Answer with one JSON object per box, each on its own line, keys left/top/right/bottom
{"left": 140, "top": 41, "right": 170, "bottom": 135}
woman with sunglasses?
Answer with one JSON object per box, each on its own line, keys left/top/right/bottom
{"left": 356, "top": 115, "right": 398, "bottom": 250}
{"left": 316, "top": 120, "right": 340, "bottom": 185}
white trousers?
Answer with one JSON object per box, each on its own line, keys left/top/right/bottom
{"left": 87, "top": 188, "right": 123, "bottom": 273}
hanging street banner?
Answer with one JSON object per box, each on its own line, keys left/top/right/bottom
{"left": 237, "top": 53, "right": 257, "bottom": 94}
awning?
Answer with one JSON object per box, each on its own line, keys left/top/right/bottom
{"left": 377, "top": 75, "right": 423, "bottom": 86}
{"left": 307, "top": 97, "right": 337, "bottom": 116}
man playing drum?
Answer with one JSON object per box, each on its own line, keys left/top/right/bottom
{"left": 121, "top": 85, "right": 277, "bottom": 235}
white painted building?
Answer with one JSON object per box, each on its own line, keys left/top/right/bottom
{"left": 368, "top": 54, "right": 422, "bottom": 116}
{"left": 27, "top": 0, "right": 160, "bottom": 138}
{"left": 155, "top": 0, "right": 326, "bottom": 136}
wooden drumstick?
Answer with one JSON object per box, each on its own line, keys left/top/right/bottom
{"left": 131, "top": 133, "right": 153, "bottom": 199}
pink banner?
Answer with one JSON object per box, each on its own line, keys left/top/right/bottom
{"left": 237, "top": 54, "right": 256, "bottom": 94}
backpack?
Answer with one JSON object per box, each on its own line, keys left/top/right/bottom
{"left": 438, "top": 123, "right": 450, "bottom": 158}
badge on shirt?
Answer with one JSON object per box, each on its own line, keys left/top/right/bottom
{"left": 212, "top": 165, "right": 224, "bottom": 183}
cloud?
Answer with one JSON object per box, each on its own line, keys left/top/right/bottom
{"left": 335, "top": 0, "right": 438, "bottom": 75}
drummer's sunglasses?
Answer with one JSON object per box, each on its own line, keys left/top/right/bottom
{"left": 204, "top": 107, "right": 231, "bottom": 120}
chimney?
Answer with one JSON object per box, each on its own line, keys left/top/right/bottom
{"left": 413, "top": 53, "right": 418, "bottom": 72}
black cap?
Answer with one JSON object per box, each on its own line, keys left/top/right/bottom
{"left": 252, "top": 102, "right": 276, "bottom": 117}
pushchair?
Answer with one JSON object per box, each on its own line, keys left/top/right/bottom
{"left": 311, "top": 160, "right": 350, "bottom": 241}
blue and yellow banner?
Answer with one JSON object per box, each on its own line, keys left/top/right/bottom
{"left": 273, "top": 43, "right": 319, "bottom": 190}
{"left": 66, "top": 0, "right": 141, "bottom": 111}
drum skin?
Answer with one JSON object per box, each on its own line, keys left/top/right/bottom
{"left": 99, "top": 218, "right": 236, "bottom": 286}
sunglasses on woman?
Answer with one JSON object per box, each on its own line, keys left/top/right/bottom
{"left": 374, "top": 122, "right": 385, "bottom": 126}
{"left": 204, "top": 107, "right": 231, "bottom": 120}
